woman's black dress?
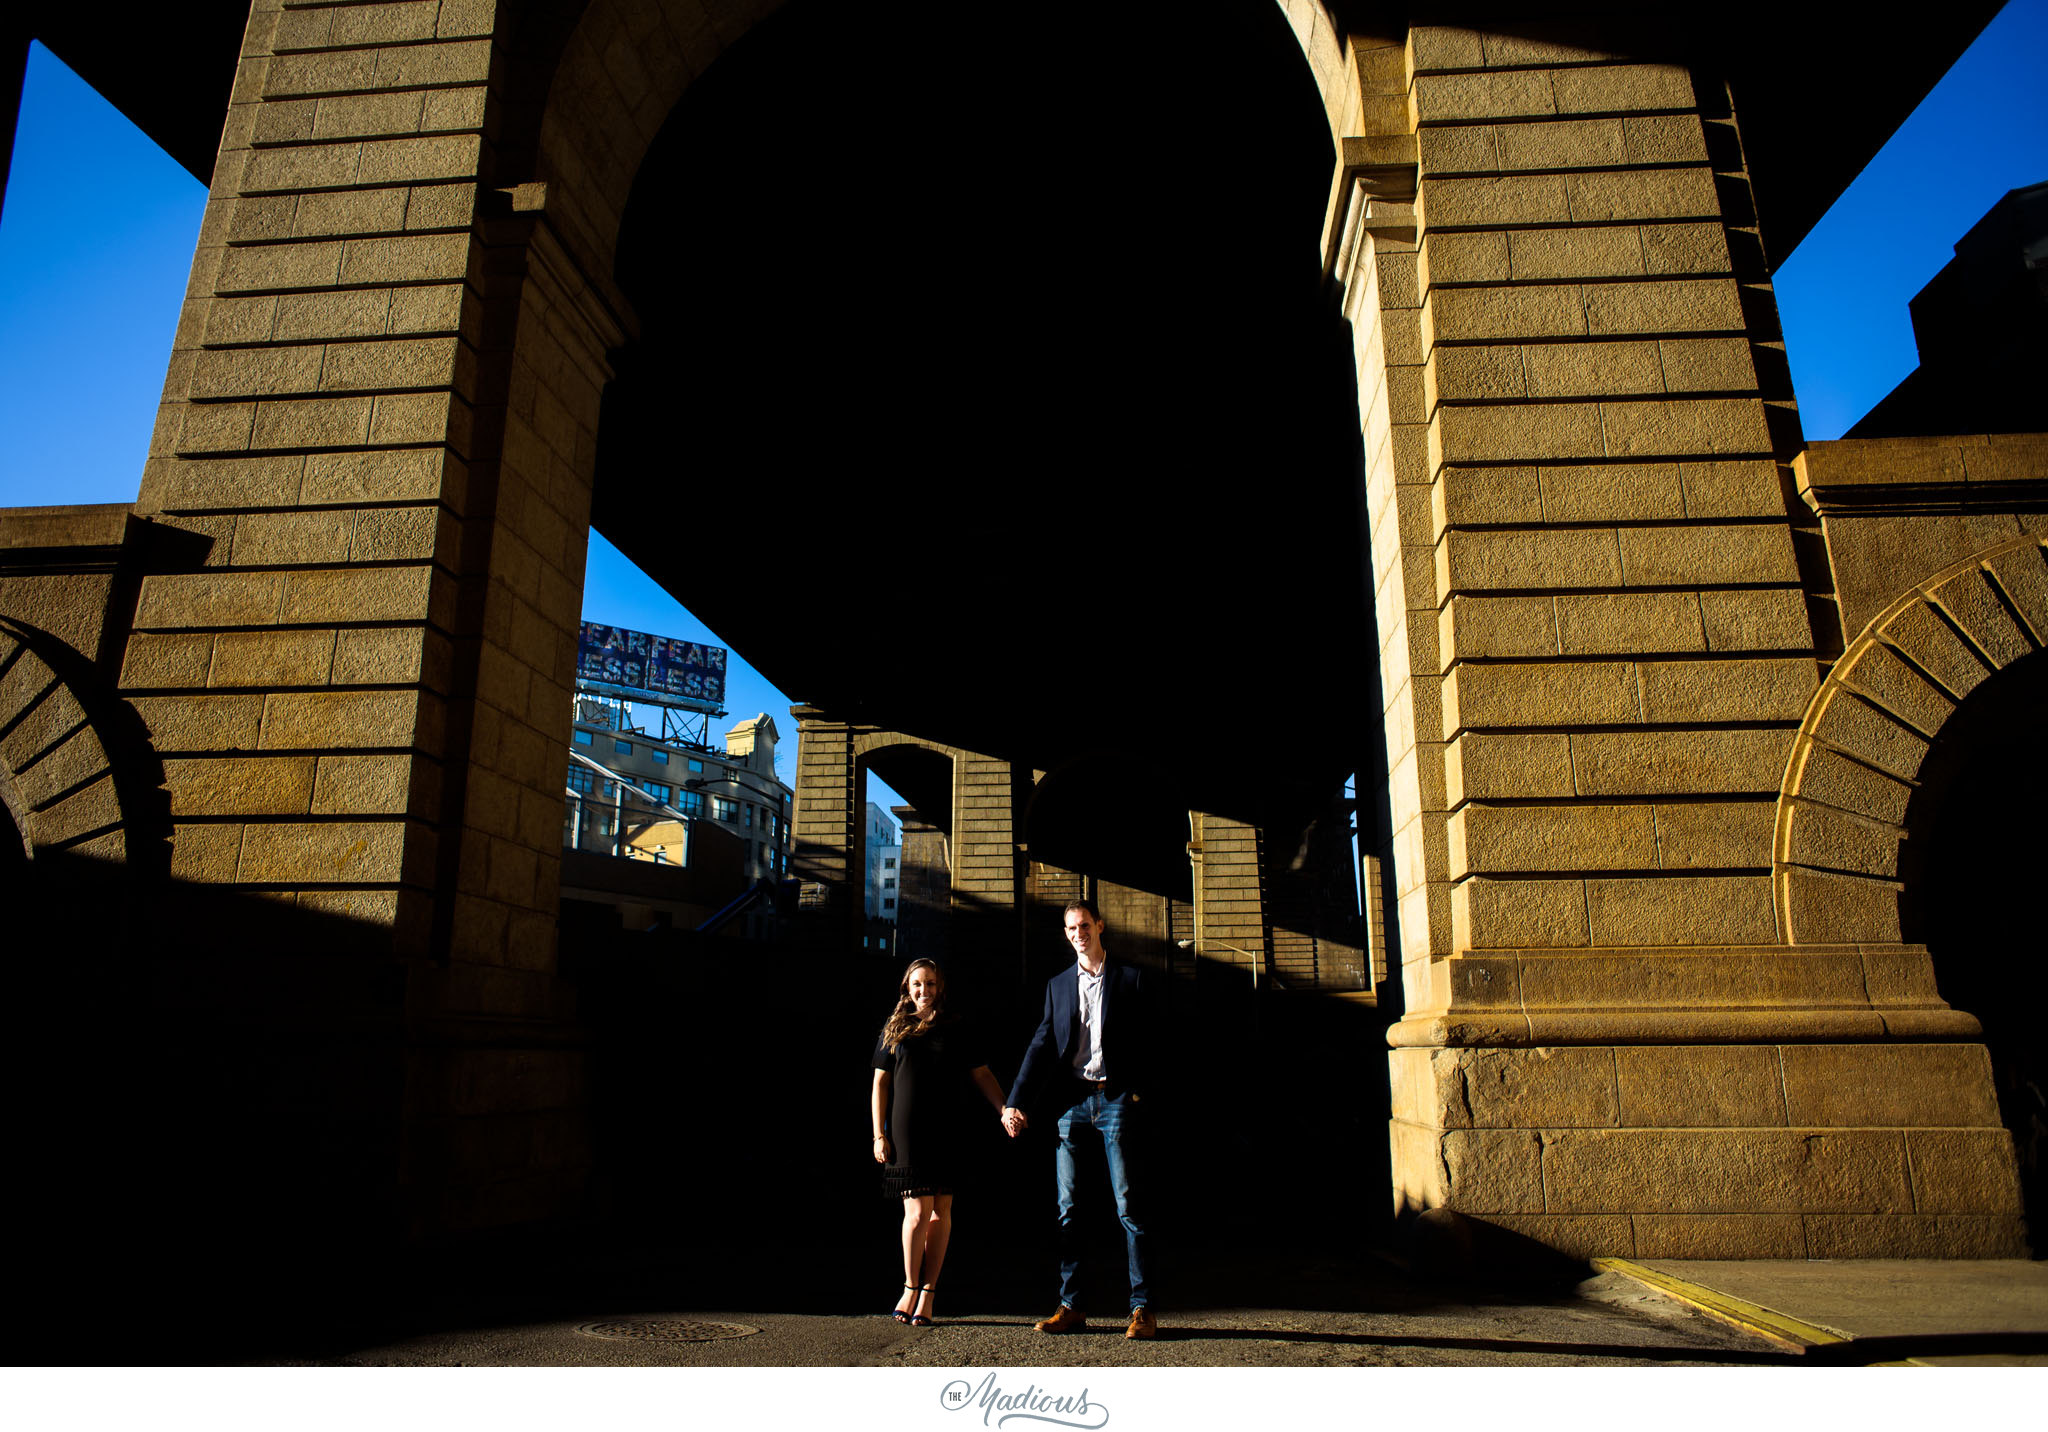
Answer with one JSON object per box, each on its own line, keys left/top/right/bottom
{"left": 872, "top": 1018, "right": 985, "bottom": 1198}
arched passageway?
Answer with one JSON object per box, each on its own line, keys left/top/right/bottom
{"left": 857, "top": 741, "right": 957, "bottom": 959}
{"left": 1901, "top": 649, "right": 2048, "bottom": 1248}
{"left": 593, "top": 0, "right": 1370, "bottom": 831}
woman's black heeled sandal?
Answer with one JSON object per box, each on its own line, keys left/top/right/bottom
{"left": 891, "top": 1284, "right": 917, "bottom": 1324}
{"left": 910, "top": 1283, "right": 937, "bottom": 1327}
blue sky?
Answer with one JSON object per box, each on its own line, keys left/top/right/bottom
{"left": 1772, "top": 0, "right": 2048, "bottom": 439}
{"left": 0, "top": 40, "right": 824, "bottom": 794}
{"left": 3, "top": 5, "right": 2045, "bottom": 814}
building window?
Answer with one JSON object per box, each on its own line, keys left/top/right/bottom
{"left": 652, "top": 750, "right": 669, "bottom": 765}
{"left": 677, "top": 791, "right": 704, "bottom": 817}
{"left": 884, "top": 857, "right": 896, "bottom": 869}
{"left": 572, "top": 729, "right": 594, "bottom": 746}
{"left": 614, "top": 739, "right": 632, "bottom": 755}
{"left": 743, "top": 805, "right": 753, "bottom": 827}
{"left": 689, "top": 759, "right": 705, "bottom": 773}
{"left": 713, "top": 797, "right": 739, "bottom": 822}
{"left": 883, "top": 897, "right": 895, "bottom": 910}
{"left": 643, "top": 782, "right": 671, "bottom": 803}
{"left": 568, "top": 767, "right": 595, "bottom": 795}
{"left": 884, "top": 877, "right": 896, "bottom": 889}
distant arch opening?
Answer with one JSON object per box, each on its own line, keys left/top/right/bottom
{"left": 853, "top": 741, "right": 956, "bottom": 960}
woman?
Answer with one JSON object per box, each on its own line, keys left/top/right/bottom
{"left": 871, "top": 958, "right": 1006, "bottom": 1326}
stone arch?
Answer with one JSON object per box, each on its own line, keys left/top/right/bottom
{"left": 478, "top": 5, "right": 1350, "bottom": 964}
{"left": 526, "top": 0, "right": 788, "bottom": 306}
{"left": 1274, "top": 0, "right": 1352, "bottom": 143}
{"left": 788, "top": 709, "right": 1032, "bottom": 931}
{"left": 853, "top": 731, "right": 958, "bottom": 824}
{"left": 0, "top": 620, "right": 148, "bottom": 867}
{"left": 522, "top": 0, "right": 1349, "bottom": 925}
{"left": 852, "top": 733, "right": 959, "bottom": 940}
{"left": 851, "top": 730, "right": 1020, "bottom": 923}
{"left": 1774, "top": 533, "right": 2048, "bottom": 943}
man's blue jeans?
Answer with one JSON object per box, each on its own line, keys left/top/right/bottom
{"left": 1055, "top": 1087, "right": 1150, "bottom": 1312}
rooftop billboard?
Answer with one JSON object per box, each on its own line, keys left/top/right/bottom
{"left": 575, "top": 622, "right": 728, "bottom": 713}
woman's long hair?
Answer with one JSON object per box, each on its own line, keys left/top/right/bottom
{"left": 880, "top": 959, "right": 948, "bottom": 1051}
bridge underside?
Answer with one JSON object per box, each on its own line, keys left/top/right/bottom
{"left": 4, "top": 3, "right": 2009, "bottom": 876}
{"left": 590, "top": 1, "right": 1369, "bottom": 867}
{"left": 0, "top": 1, "right": 2036, "bottom": 1330}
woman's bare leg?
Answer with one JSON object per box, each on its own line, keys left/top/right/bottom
{"left": 897, "top": 1195, "right": 932, "bottom": 1317}
{"left": 913, "top": 1194, "right": 954, "bottom": 1320}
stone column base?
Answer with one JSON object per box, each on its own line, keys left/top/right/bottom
{"left": 1387, "top": 946, "right": 2028, "bottom": 1258}
{"left": 1388, "top": 1043, "right": 2027, "bottom": 1258}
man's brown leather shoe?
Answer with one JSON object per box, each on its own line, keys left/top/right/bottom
{"left": 1125, "top": 1307, "right": 1157, "bottom": 1340}
{"left": 1034, "top": 1305, "right": 1086, "bottom": 1334}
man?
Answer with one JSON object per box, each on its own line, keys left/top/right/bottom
{"left": 1002, "top": 898, "right": 1158, "bottom": 1339}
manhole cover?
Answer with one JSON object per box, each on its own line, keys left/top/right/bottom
{"left": 575, "top": 1319, "right": 760, "bottom": 1343}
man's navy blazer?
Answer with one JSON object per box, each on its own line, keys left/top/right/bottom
{"left": 1007, "top": 958, "right": 1157, "bottom": 1112}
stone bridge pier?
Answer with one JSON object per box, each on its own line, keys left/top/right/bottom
{"left": 1311, "top": 18, "right": 2028, "bottom": 1257}
{"left": 787, "top": 711, "right": 1374, "bottom": 1000}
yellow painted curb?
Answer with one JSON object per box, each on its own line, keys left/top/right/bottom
{"left": 1592, "top": 1257, "right": 1850, "bottom": 1354}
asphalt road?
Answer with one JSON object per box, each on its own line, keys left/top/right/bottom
{"left": 259, "top": 1261, "right": 1783, "bottom": 1368}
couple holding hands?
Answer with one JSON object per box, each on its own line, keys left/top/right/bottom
{"left": 869, "top": 899, "right": 1158, "bottom": 1339}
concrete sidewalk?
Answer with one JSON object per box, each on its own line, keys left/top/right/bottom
{"left": 1596, "top": 1258, "right": 2048, "bottom": 1365}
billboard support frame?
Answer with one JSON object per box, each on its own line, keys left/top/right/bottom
{"left": 571, "top": 688, "right": 726, "bottom": 753}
